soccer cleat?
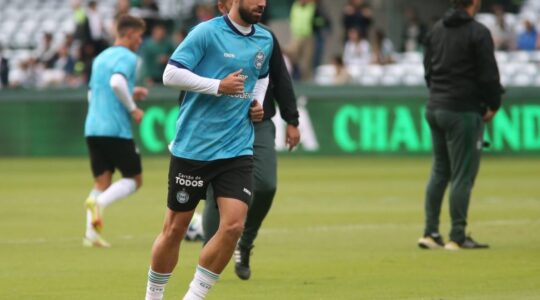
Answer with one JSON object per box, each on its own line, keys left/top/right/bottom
{"left": 445, "top": 235, "right": 489, "bottom": 250}
{"left": 418, "top": 233, "right": 444, "bottom": 249}
{"left": 85, "top": 196, "right": 103, "bottom": 233}
{"left": 234, "top": 244, "right": 253, "bottom": 280}
{"left": 83, "top": 235, "right": 111, "bottom": 248}
{"left": 444, "top": 241, "right": 461, "bottom": 251}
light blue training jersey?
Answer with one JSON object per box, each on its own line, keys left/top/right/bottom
{"left": 168, "top": 16, "right": 273, "bottom": 161}
{"left": 85, "top": 46, "right": 138, "bottom": 139}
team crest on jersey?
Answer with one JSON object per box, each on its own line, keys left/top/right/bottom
{"left": 254, "top": 50, "right": 265, "bottom": 69}
{"left": 176, "top": 190, "right": 190, "bottom": 204}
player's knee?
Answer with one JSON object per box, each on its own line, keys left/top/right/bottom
{"left": 433, "top": 166, "right": 451, "bottom": 180}
{"left": 220, "top": 221, "right": 244, "bottom": 239}
{"left": 162, "top": 223, "right": 189, "bottom": 243}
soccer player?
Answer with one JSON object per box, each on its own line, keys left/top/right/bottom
{"left": 418, "top": 0, "right": 503, "bottom": 250}
{"left": 202, "top": 0, "right": 301, "bottom": 281}
{"left": 144, "top": 1, "right": 272, "bottom": 299}
{"left": 83, "top": 15, "right": 148, "bottom": 248}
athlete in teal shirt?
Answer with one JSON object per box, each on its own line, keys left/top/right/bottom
{"left": 83, "top": 16, "right": 148, "bottom": 248}
{"left": 167, "top": 15, "right": 272, "bottom": 161}
{"left": 145, "top": 1, "right": 272, "bottom": 299}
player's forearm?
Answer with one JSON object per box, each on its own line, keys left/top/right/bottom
{"left": 110, "top": 73, "right": 137, "bottom": 112}
{"left": 163, "top": 64, "right": 220, "bottom": 96}
{"left": 252, "top": 76, "right": 269, "bottom": 103}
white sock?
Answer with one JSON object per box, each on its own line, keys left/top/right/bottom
{"left": 183, "top": 265, "right": 219, "bottom": 300}
{"left": 97, "top": 178, "right": 137, "bottom": 208}
{"left": 85, "top": 189, "right": 102, "bottom": 239}
{"left": 146, "top": 269, "right": 171, "bottom": 300}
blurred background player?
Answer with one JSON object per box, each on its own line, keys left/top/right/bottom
{"left": 144, "top": 0, "right": 272, "bottom": 299}
{"left": 141, "top": 22, "right": 175, "bottom": 85}
{"left": 83, "top": 15, "right": 148, "bottom": 248}
{"left": 418, "top": 0, "right": 503, "bottom": 250}
{"left": 202, "top": 0, "right": 301, "bottom": 281}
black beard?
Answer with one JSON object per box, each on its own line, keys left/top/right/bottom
{"left": 238, "top": 5, "right": 262, "bottom": 24}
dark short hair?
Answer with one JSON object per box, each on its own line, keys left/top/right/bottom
{"left": 116, "top": 15, "right": 146, "bottom": 37}
{"left": 450, "top": 0, "right": 473, "bottom": 8}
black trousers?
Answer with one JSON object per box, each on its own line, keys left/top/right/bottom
{"left": 424, "top": 109, "right": 484, "bottom": 244}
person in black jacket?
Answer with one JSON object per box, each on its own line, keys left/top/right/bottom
{"left": 418, "top": 0, "right": 503, "bottom": 251}
{"left": 0, "top": 43, "right": 9, "bottom": 88}
{"left": 202, "top": 0, "right": 301, "bottom": 280}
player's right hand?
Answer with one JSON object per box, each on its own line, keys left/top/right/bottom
{"left": 249, "top": 100, "right": 264, "bottom": 122}
{"left": 483, "top": 108, "right": 496, "bottom": 122}
{"left": 133, "top": 87, "right": 149, "bottom": 101}
{"left": 131, "top": 108, "right": 144, "bottom": 124}
{"left": 218, "top": 69, "right": 245, "bottom": 95}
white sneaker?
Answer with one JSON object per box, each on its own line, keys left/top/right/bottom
{"left": 418, "top": 233, "right": 444, "bottom": 249}
{"left": 83, "top": 234, "right": 111, "bottom": 248}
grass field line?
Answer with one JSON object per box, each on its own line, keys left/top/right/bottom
{"left": 2, "top": 219, "right": 539, "bottom": 246}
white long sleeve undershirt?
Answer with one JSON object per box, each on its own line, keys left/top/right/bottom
{"left": 162, "top": 64, "right": 221, "bottom": 95}
{"left": 110, "top": 73, "right": 137, "bottom": 112}
{"left": 252, "top": 75, "right": 269, "bottom": 102}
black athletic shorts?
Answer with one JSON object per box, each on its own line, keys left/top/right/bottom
{"left": 167, "top": 155, "right": 253, "bottom": 212}
{"left": 86, "top": 137, "right": 142, "bottom": 178}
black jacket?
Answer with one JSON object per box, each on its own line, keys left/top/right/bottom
{"left": 261, "top": 27, "right": 299, "bottom": 126}
{"left": 0, "top": 57, "right": 8, "bottom": 87}
{"left": 424, "top": 9, "right": 504, "bottom": 113}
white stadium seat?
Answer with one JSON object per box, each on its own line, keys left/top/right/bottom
{"left": 512, "top": 74, "right": 533, "bottom": 86}
{"left": 380, "top": 75, "right": 401, "bottom": 86}
{"left": 357, "top": 75, "right": 380, "bottom": 86}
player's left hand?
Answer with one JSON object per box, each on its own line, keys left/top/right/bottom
{"left": 286, "top": 124, "right": 300, "bottom": 151}
{"left": 483, "top": 108, "right": 497, "bottom": 122}
{"left": 250, "top": 100, "right": 264, "bottom": 122}
{"left": 133, "top": 87, "right": 149, "bottom": 101}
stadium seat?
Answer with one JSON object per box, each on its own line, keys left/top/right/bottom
{"left": 512, "top": 73, "right": 533, "bottom": 86}
{"left": 357, "top": 75, "right": 380, "bottom": 86}
{"left": 380, "top": 75, "right": 401, "bottom": 86}
{"left": 20, "top": 20, "right": 39, "bottom": 34}
{"left": 314, "top": 65, "right": 336, "bottom": 86}
{"left": 510, "top": 51, "right": 533, "bottom": 63}
{"left": 1, "top": 20, "right": 18, "bottom": 37}
{"left": 533, "top": 75, "right": 540, "bottom": 86}
{"left": 402, "top": 63, "right": 425, "bottom": 77}
{"left": 402, "top": 75, "right": 424, "bottom": 86}
{"left": 363, "top": 65, "right": 384, "bottom": 78}
{"left": 500, "top": 63, "right": 520, "bottom": 77}
{"left": 384, "top": 65, "right": 406, "bottom": 77}
{"left": 346, "top": 65, "right": 363, "bottom": 80}
{"left": 401, "top": 52, "right": 423, "bottom": 64}
{"left": 500, "top": 75, "right": 510, "bottom": 87}
{"left": 530, "top": 51, "right": 540, "bottom": 62}
{"left": 495, "top": 51, "right": 509, "bottom": 64}
{"left": 521, "top": 63, "right": 538, "bottom": 76}
{"left": 476, "top": 13, "right": 496, "bottom": 28}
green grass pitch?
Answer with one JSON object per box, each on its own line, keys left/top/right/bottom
{"left": 1, "top": 156, "right": 539, "bottom": 299}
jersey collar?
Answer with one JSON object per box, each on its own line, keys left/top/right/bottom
{"left": 224, "top": 15, "right": 255, "bottom": 37}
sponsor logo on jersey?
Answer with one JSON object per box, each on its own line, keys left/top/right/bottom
{"left": 228, "top": 91, "right": 253, "bottom": 100}
{"left": 175, "top": 173, "right": 204, "bottom": 187}
{"left": 224, "top": 53, "right": 236, "bottom": 58}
